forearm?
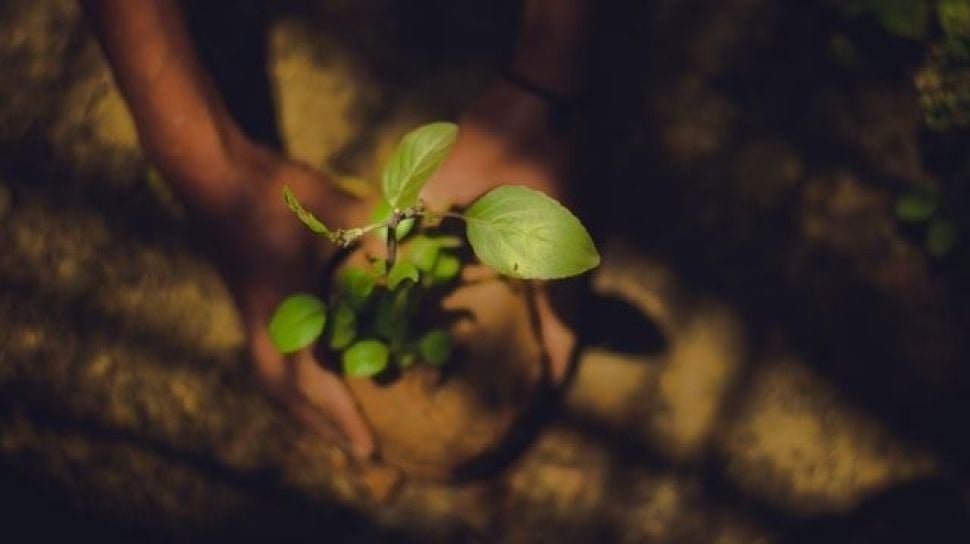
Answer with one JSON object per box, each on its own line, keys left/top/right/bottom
{"left": 81, "top": 0, "right": 254, "bottom": 211}
{"left": 511, "top": 0, "right": 590, "bottom": 97}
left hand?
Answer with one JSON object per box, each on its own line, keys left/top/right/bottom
{"left": 423, "top": 79, "right": 579, "bottom": 383}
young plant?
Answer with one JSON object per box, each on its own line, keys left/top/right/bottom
{"left": 896, "top": 189, "right": 961, "bottom": 257}
{"left": 267, "top": 122, "right": 600, "bottom": 378}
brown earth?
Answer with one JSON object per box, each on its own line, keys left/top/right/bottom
{"left": 347, "top": 269, "right": 545, "bottom": 481}
{"left": 2, "top": 0, "right": 970, "bottom": 542}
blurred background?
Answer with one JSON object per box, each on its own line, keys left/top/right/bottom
{"left": 2, "top": 0, "right": 970, "bottom": 541}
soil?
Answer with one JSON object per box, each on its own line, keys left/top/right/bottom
{"left": 2, "top": 0, "right": 970, "bottom": 542}
{"left": 347, "top": 270, "right": 545, "bottom": 480}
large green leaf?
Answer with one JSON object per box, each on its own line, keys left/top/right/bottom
{"left": 268, "top": 293, "right": 327, "bottom": 354}
{"left": 463, "top": 185, "right": 600, "bottom": 279}
{"left": 283, "top": 185, "right": 330, "bottom": 235}
{"left": 342, "top": 339, "right": 389, "bottom": 377}
{"left": 381, "top": 122, "right": 458, "bottom": 209}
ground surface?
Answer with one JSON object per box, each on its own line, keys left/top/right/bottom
{"left": 1, "top": 1, "right": 969, "bottom": 542}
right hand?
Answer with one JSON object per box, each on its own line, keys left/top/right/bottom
{"left": 200, "top": 142, "right": 377, "bottom": 459}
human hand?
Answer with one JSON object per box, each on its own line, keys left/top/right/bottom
{"left": 199, "top": 142, "right": 377, "bottom": 459}
{"left": 423, "top": 79, "right": 579, "bottom": 383}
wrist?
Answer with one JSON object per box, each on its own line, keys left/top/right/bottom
{"left": 499, "top": 69, "right": 578, "bottom": 133}
{"left": 153, "top": 122, "right": 272, "bottom": 217}
{"left": 510, "top": 0, "right": 589, "bottom": 98}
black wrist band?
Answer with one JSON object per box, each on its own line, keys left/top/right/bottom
{"left": 501, "top": 68, "right": 573, "bottom": 108}
{"left": 500, "top": 68, "right": 577, "bottom": 132}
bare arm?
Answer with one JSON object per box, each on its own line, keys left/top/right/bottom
{"left": 80, "top": 0, "right": 254, "bottom": 212}
{"left": 81, "top": 0, "right": 592, "bottom": 460}
{"left": 513, "top": 0, "right": 590, "bottom": 97}
{"left": 80, "top": 0, "right": 377, "bottom": 459}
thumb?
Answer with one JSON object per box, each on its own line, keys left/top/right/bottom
{"left": 247, "top": 311, "right": 376, "bottom": 459}
{"left": 290, "top": 348, "right": 376, "bottom": 459}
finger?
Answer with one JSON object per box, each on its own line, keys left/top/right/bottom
{"left": 292, "top": 349, "right": 376, "bottom": 459}
{"left": 283, "top": 390, "right": 348, "bottom": 446}
{"left": 532, "top": 284, "right": 577, "bottom": 385}
{"left": 246, "top": 321, "right": 337, "bottom": 432}
{"left": 246, "top": 311, "right": 375, "bottom": 458}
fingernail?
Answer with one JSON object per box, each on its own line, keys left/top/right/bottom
{"left": 358, "top": 461, "right": 403, "bottom": 503}
{"left": 352, "top": 443, "right": 379, "bottom": 463}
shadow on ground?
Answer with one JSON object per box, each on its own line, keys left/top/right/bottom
{"left": 2, "top": 0, "right": 970, "bottom": 542}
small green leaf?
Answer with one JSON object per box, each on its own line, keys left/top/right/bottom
{"left": 340, "top": 267, "right": 376, "bottom": 308}
{"left": 342, "top": 339, "right": 389, "bottom": 377}
{"left": 399, "top": 352, "right": 417, "bottom": 369}
{"left": 371, "top": 199, "right": 415, "bottom": 242}
{"left": 464, "top": 185, "right": 600, "bottom": 279}
{"left": 328, "top": 302, "right": 357, "bottom": 350}
{"left": 433, "top": 235, "right": 463, "bottom": 249}
{"left": 431, "top": 253, "right": 461, "bottom": 283}
{"left": 939, "top": 0, "right": 970, "bottom": 59}
{"left": 283, "top": 185, "right": 330, "bottom": 235}
{"left": 387, "top": 261, "right": 419, "bottom": 290}
{"left": 872, "top": 0, "right": 930, "bottom": 40}
{"left": 939, "top": 0, "right": 970, "bottom": 41}
{"left": 373, "top": 293, "right": 395, "bottom": 341}
{"left": 374, "top": 286, "right": 413, "bottom": 345}
{"left": 371, "top": 258, "right": 388, "bottom": 277}
{"left": 268, "top": 294, "right": 327, "bottom": 354}
{"left": 387, "top": 218, "right": 416, "bottom": 242}
{"left": 381, "top": 122, "right": 458, "bottom": 208}
{"left": 418, "top": 329, "right": 452, "bottom": 366}
{"left": 895, "top": 191, "right": 938, "bottom": 222}
{"left": 839, "top": 0, "right": 930, "bottom": 40}
{"left": 927, "top": 219, "right": 959, "bottom": 257}
{"left": 408, "top": 235, "right": 441, "bottom": 272}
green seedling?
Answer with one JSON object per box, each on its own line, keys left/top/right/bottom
{"left": 895, "top": 189, "right": 962, "bottom": 257}
{"left": 268, "top": 122, "right": 600, "bottom": 377}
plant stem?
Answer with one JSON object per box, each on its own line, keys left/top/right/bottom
{"left": 358, "top": 221, "right": 386, "bottom": 236}
{"left": 327, "top": 203, "right": 463, "bottom": 270}
{"left": 415, "top": 210, "right": 466, "bottom": 222}
{"left": 387, "top": 236, "right": 397, "bottom": 269}
{"left": 386, "top": 211, "right": 401, "bottom": 269}
{"left": 442, "top": 211, "right": 466, "bottom": 221}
